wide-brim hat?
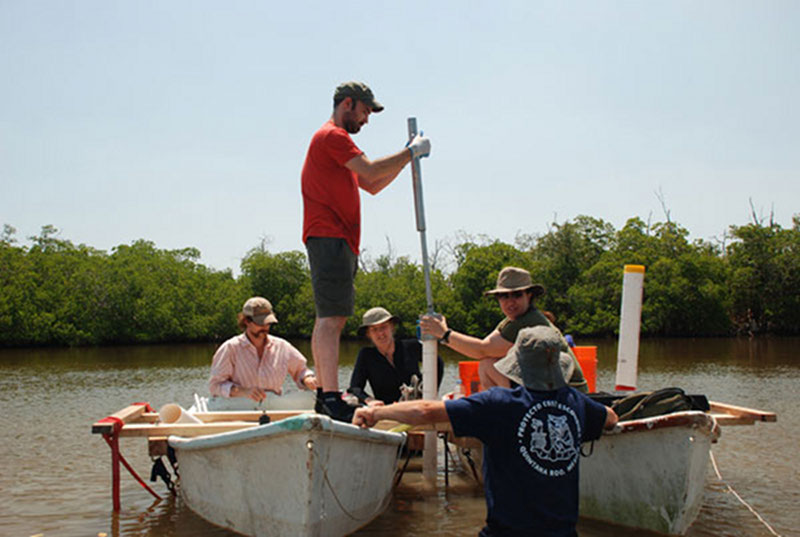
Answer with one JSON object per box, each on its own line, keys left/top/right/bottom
{"left": 484, "top": 266, "right": 545, "bottom": 298}
{"left": 242, "top": 297, "right": 278, "bottom": 326}
{"left": 334, "top": 81, "right": 384, "bottom": 113}
{"left": 494, "top": 326, "right": 574, "bottom": 391}
{"left": 357, "top": 307, "right": 400, "bottom": 336}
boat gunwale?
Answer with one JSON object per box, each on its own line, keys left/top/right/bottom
{"left": 606, "top": 410, "right": 719, "bottom": 440}
{"left": 168, "top": 413, "right": 405, "bottom": 451}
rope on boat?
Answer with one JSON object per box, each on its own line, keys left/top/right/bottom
{"left": 709, "top": 451, "right": 783, "bottom": 537}
{"left": 312, "top": 422, "right": 407, "bottom": 522}
{"left": 101, "top": 428, "right": 163, "bottom": 502}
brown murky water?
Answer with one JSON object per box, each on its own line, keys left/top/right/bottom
{"left": 1, "top": 337, "right": 797, "bottom": 536}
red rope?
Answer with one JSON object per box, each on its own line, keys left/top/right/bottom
{"left": 101, "top": 434, "right": 162, "bottom": 501}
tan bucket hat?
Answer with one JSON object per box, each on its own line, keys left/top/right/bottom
{"left": 494, "top": 326, "right": 574, "bottom": 391}
{"left": 484, "top": 266, "right": 545, "bottom": 298}
{"left": 357, "top": 307, "right": 400, "bottom": 336}
{"left": 242, "top": 297, "right": 278, "bottom": 326}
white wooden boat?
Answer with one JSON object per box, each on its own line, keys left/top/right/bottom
{"left": 92, "top": 405, "right": 406, "bottom": 537}
{"left": 578, "top": 410, "right": 717, "bottom": 534}
{"left": 447, "top": 400, "right": 775, "bottom": 535}
{"left": 169, "top": 413, "right": 405, "bottom": 537}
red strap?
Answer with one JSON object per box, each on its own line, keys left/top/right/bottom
{"left": 132, "top": 402, "right": 155, "bottom": 412}
{"left": 97, "top": 416, "right": 124, "bottom": 434}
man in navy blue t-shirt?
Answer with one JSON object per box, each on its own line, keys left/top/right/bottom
{"left": 353, "top": 325, "right": 618, "bottom": 537}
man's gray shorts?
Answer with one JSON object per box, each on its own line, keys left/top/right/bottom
{"left": 306, "top": 237, "right": 358, "bottom": 318}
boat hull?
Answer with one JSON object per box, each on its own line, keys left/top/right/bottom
{"left": 170, "top": 413, "right": 405, "bottom": 537}
{"left": 579, "top": 411, "right": 717, "bottom": 535}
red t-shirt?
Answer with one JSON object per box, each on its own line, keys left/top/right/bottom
{"left": 301, "top": 120, "right": 364, "bottom": 254}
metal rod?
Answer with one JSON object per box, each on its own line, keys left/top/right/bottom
{"left": 407, "top": 118, "right": 434, "bottom": 314}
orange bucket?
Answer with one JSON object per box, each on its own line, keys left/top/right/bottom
{"left": 458, "top": 361, "right": 481, "bottom": 396}
{"left": 572, "top": 346, "right": 597, "bottom": 393}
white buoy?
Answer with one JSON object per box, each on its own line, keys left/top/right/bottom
{"left": 615, "top": 265, "right": 645, "bottom": 391}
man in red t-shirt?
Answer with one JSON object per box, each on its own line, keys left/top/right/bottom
{"left": 301, "top": 81, "right": 431, "bottom": 421}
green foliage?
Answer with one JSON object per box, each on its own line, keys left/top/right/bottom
{"left": 0, "top": 227, "right": 243, "bottom": 346}
{"left": 353, "top": 256, "right": 429, "bottom": 338}
{"left": 568, "top": 258, "right": 624, "bottom": 335}
{"left": 2, "top": 212, "right": 799, "bottom": 348}
{"left": 523, "top": 216, "right": 617, "bottom": 327}
{"left": 727, "top": 217, "right": 800, "bottom": 334}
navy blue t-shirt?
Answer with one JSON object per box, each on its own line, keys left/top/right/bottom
{"left": 445, "top": 386, "right": 608, "bottom": 537}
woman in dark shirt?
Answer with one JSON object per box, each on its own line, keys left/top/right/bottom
{"left": 348, "top": 307, "right": 444, "bottom": 405}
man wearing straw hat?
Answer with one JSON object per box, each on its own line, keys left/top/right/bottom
{"left": 301, "top": 81, "right": 431, "bottom": 421}
{"left": 421, "top": 266, "right": 588, "bottom": 392}
{"left": 209, "top": 297, "right": 318, "bottom": 402}
{"left": 354, "top": 326, "right": 618, "bottom": 537}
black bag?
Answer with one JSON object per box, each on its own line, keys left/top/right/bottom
{"left": 611, "top": 387, "right": 695, "bottom": 421}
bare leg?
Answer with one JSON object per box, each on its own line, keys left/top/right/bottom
{"left": 312, "top": 315, "right": 348, "bottom": 392}
{"left": 479, "top": 358, "right": 511, "bottom": 390}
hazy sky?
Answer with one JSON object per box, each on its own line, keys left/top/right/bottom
{"left": 2, "top": 1, "right": 798, "bottom": 273}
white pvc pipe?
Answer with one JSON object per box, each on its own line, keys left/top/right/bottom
{"left": 615, "top": 265, "right": 645, "bottom": 391}
{"left": 422, "top": 339, "right": 439, "bottom": 480}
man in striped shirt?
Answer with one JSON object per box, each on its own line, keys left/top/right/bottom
{"left": 209, "top": 297, "right": 318, "bottom": 401}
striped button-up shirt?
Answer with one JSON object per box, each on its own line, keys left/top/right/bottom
{"left": 209, "top": 333, "right": 314, "bottom": 397}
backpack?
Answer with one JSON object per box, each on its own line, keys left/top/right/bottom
{"left": 611, "top": 387, "right": 695, "bottom": 422}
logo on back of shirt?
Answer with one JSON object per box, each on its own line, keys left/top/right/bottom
{"left": 516, "top": 400, "right": 581, "bottom": 477}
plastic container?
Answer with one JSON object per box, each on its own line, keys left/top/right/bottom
{"left": 572, "top": 346, "right": 597, "bottom": 393}
{"left": 458, "top": 361, "right": 481, "bottom": 396}
{"left": 158, "top": 403, "right": 202, "bottom": 424}
{"left": 454, "top": 379, "right": 465, "bottom": 398}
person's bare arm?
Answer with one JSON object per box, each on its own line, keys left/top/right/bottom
{"left": 302, "top": 374, "right": 318, "bottom": 391}
{"left": 346, "top": 133, "right": 430, "bottom": 195}
{"left": 604, "top": 407, "right": 619, "bottom": 429}
{"left": 420, "top": 314, "right": 512, "bottom": 359}
{"left": 352, "top": 400, "right": 449, "bottom": 428}
{"left": 346, "top": 150, "right": 411, "bottom": 195}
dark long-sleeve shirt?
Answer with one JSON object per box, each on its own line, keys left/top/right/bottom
{"left": 348, "top": 338, "right": 445, "bottom": 404}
